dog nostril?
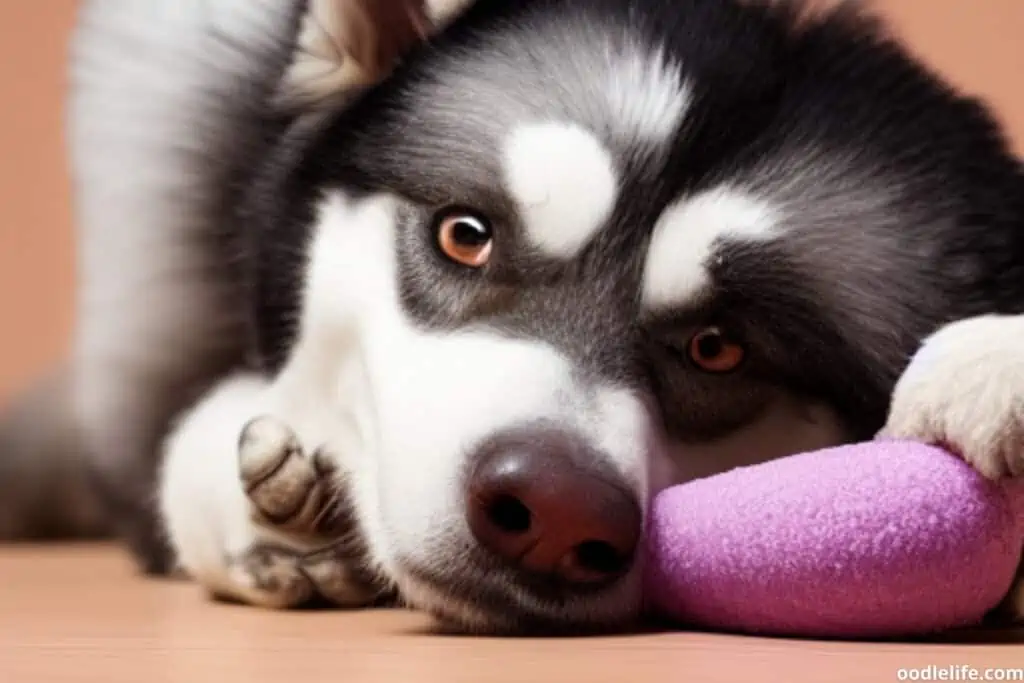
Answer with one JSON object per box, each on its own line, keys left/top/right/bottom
{"left": 573, "top": 540, "right": 629, "bottom": 577}
{"left": 466, "top": 432, "right": 642, "bottom": 586}
{"left": 486, "top": 495, "right": 532, "bottom": 534}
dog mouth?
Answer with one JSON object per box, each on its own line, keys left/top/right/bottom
{"left": 388, "top": 550, "right": 646, "bottom": 635}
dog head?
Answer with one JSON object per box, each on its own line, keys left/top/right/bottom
{"left": 243, "top": 0, "right": 1024, "bottom": 632}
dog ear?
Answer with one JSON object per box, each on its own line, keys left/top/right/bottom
{"left": 424, "top": 0, "right": 477, "bottom": 27}
{"left": 278, "top": 0, "right": 472, "bottom": 109}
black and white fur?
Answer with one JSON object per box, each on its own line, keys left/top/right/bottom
{"left": 2, "top": 0, "right": 1023, "bottom": 632}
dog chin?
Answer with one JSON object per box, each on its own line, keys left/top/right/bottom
{"left": 395, "top": 573, "right": 516, "bottom": 635}
{"left": 387, "top": 559, "right": 646, "bottom": 636}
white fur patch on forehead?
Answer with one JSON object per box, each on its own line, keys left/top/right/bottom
{"left": 642, "top": 187, "right": 781, "bottom": 310}
{"left": 604, "top": 47, "right": 691, "bottom": 145}
{"left": 502, "top": 122, "right": 618, "bottom": 259}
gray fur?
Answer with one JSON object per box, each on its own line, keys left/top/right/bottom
{"left": 0, "top": 368, "right": 108, "bottom": 540}
{"left": 1, "top": 0, "right": 304, "bottom": 571}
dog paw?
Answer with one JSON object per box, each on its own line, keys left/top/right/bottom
{"left": 222, "top": 542, "right": 317, "bottom": 609}
{"left": 222, "top": 541, "right": 390, "bottom": 609}
{"left": 161, "top": 376, "right": 392, "bottom": 610}
{"left": 881, "top": 315, "right": 1024, "bottom": 479}
{"left": 239, "top": 416, "right": 350, "bottom": 537}
{"left": 300, "top": 544, "right": 394, "bottom": 606}
{"left": 234, "top": 416, "right": 392, "bottom": 607}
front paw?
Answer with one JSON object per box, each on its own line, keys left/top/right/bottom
{"left": 161, "top": 376, "right": 392, "bottom": 609}
{"left": 881, "top": 315, "right": 1024, "bottom": 479}
{"left": 222, "top": 541, "right": 391, "bottom": 609}
{"left": 236, "top": 416, "right": 391, "bottom": 607}
{"left": 239, "top": 417, "right": 348, "bottom": 537}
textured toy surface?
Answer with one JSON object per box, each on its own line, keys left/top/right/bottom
{"left": 645, "top": 441, "right": 1024, "bottom": 638}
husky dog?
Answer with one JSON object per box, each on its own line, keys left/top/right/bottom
{"left": 2, "top": 0, "right": 1023, "bottom": 632}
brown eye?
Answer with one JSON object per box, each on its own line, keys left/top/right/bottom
{"left": 436, "top": 211, "right": 494, "bottom": 268}
{"left": 689, "top": 327, "right": 745, "bottom": 373}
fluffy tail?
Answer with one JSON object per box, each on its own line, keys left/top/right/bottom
{"left": 0, "top": 368, "right": 110, "bottom": 540}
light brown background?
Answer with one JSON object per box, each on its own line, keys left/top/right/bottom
{"left": 0, "top": 0, "right": 1022, "bottom": 401}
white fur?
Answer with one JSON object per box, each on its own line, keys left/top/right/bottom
{"left": 642, "top": 186, "right": 781, "bottom": 310}
{"left": 502, "top": 122, "right": 619, "bottom": 259}
{"left": 603, "top": 48, "right": 691, "bottom": 145}
{"left": 882, "top": 314, "right": 1024, "bottom": 479}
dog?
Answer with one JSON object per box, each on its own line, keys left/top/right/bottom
{"left": 2, "top": 0, "right": 1023, "bottom": 633}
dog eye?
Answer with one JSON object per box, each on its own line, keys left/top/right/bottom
{"left": 688, "top": 327, "right": 745, "bottom": 373}
{"left": 434, "top": 209, "right": 494, "bottom": 268}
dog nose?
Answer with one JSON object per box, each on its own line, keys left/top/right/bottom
{"left": 465, "top": 430, "right": 641, "bottom": 586}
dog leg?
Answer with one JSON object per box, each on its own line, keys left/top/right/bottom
{"left": 159, "top": 374, "right": 388, "bottom": 608}
{"left": 881, "top": 313, "right": 1024, "bottom": 621}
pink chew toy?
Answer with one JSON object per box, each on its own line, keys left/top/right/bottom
{"left": 644, "top": 441, "right": 1024, "bottom": 638}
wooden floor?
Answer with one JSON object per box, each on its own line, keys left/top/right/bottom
{"left": 0, "top": 545, "right": 1020, "bottom": 682}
